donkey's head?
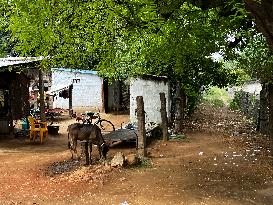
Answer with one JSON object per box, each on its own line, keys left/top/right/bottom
{"left": 100, "top": 142, "right": 109, "bottom": 159}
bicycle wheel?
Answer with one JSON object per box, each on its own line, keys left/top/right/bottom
{"left": 97, "top": 119, "right": 115, "bottom": 134}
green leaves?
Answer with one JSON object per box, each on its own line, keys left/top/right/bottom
{"left": 4, "top": 0, "right": 247, "bottom": 110}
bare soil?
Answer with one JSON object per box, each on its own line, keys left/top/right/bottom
{"left": 0, "top": 105, "right": 273, "bottom": 205}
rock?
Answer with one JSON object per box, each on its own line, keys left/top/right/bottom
{"left": 126, "top": 154, "right": 140, "bottom": 166}
{"left": 111, "top": 152, "right": 125, "bottom": 167}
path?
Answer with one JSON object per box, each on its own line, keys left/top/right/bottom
{"left": 0, "top": 105, "right": 273, "bottom": 205}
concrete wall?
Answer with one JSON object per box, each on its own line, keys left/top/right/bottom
{"left": 242, "top": 82, "right": 262, "bottom": 95}
{"left": 130, "top": 77, "right": 170, "bottom": 124}
{"left": 51, "top": 69, "right": 103, "bottom": 110}
{"left": 228, "top": 81, "right": 262, "bottom": 99}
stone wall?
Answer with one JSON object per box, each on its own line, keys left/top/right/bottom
{"left": 233, "top": 90, "right": 260, "bottom": 126}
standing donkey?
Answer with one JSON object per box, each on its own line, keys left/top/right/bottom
{"left": 67, "top": 123, "right": 109, "bottom": 163}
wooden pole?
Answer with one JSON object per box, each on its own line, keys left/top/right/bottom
{"left": 39, "top": 70, "right": 46, "bottom": 122}
{"left": 69, "top": 84, "right": 73, "bottom": 117}
{"left": 136, "top": 96, "right": 147, "bottom": 157}
{"left": 160, "top": 92, "right": 169, "bottom": 141}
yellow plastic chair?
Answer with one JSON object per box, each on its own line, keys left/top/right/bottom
{"left": 27, "top": 116, "right": 48, "bottom": 143}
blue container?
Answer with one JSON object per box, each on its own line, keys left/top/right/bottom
{"left": 21, "top": 118, "right": 29, "bottom": 130}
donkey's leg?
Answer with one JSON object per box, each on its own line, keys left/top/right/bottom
{"left": 89, "top": 141, "right": 92, "bottom": 164}
{"left": 68, "top": 135, "right": 75, "bottom": 159}
{"left": 73, "top": 140, "right": 81, "bottom": 160}
{"left": 84, "top": 141, "right": 90, "bottom": 165}
{"left": 97, "top": 145, "right": 102, "bottom": 159}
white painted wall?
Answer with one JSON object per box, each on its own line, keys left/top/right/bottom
{"left": 130, "top": 78, "right": 170, "bottom": 124}
{"left": 242, "top": 82, "right": 262, "bottom": 95}
{"left": 51, "top": 69, "right": 103, "bottom": 109}
{"left": 228, "top": 81, "right": 262, "bottom": 99}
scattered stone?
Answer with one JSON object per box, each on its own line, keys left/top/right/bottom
{"left": 126, "top": 154, "right": 140, "bottom": 166}
{"left": 111, "top": 152, "right": 125, "bottom": 167}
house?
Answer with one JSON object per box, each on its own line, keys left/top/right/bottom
{"left": 50, "top": 68, "right": 103, "bottom": 112}
{"left": 50, "top": 68, "right": 126, "bottom": 113}
{"left": 129, "top": 75, "right": 170, "bottom": 124}
{"left": 0, "top": 57, "right": 41, "bottom": 135}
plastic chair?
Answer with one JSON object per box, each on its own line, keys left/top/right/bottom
{"left": 27, "top": 116, "right": 48, "bottom": 143}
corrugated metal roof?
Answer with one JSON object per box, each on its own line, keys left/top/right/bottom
{"left": 0, "top": 57, "right": 42, "bottom": 68}
{"left": 52, "top": 68, "right": 98, "bottom": 75}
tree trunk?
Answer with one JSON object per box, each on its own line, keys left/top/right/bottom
{"left": 268, "top": 83, "right": 273, "bottom": 155}
{"left": 136, "top": 96, "right": 147, "bottom": 157}
{"left": 181, "top": 88, "right": 186, "bottom": 120}
{"left": 160, "top": 92, "right": 168, "bottom": 141}
{"left": 39, "top": 70, "right": 46, "bottom": 122}
{"left": 259, "top": 83, "right": 268, "bottom": 134}
{"left": 174, "top": 84, "right": 182, "bottom": 134}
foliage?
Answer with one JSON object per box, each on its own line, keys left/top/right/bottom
{"left": 138, "top": 157, "right": 152, "bottom": 168}
{"left": 0, "top": 0, "right": 16, "bottom": 57}
{"left": 229, "top": 100, "right": 240, "bottom": 110}
{"left": 3, "top": 0, "right": 254, "bottom": 111}
{"left": 203, "top": 86, "right": 231, "bottom": 108}
{"left": 229, "top": 91, "right": 243, "bottom": 110}
{"left": 236, "top": 32, "right": 273, "bottom": 83}
{"left": 222, "top": 61, "right": 252, "bottom": 85}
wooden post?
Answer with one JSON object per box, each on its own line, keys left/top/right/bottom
{"left": 259, "top": 83, "right": 268, "bottom": 134}
{"left": 136, "top": 96, "right": 147, "bottom": 157}
{"left": 39, "top": 70, "right": 46, "bottom": 122}
{"left": 80, "top": 141, "right": 89, "bottom": 165}
{"left": 69, "top": 84, "right": 73, "bottom": 117}
{"left": 160, "top": 93, "right": 169, "bottom": 141}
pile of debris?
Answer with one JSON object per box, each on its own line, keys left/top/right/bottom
{"left": 45, "top": 153, "right": 143, "bottom": 184}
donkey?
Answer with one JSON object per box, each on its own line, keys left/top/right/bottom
{"left": 67, "top": 123, "right": 109, "bottom": 162}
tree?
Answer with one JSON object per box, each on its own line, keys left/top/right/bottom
{"left": 5, "top": 0, "right": 248, "bottom": 132}
{"left": 0, "top": 1, "right": 17, "bottom": 57}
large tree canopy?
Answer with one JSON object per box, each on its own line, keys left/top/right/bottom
{"left": 1, "top": 0, "right": 254, "bottom": 113}
{"left": 3, "top": 1, "right": 244, "bottom": 76}
{"left": 1, "top": 0, "right": 256, "bottom": 113}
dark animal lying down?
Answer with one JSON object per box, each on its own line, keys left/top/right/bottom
{"left": 67, "top": 123, "right": 109, "bottom": 161}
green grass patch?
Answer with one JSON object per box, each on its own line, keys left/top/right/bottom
{"left": 137, "top": 157, "right": 152, "bottom": 168}
{"left": 203, "top": 86, "right": 231, "bottom": 108}
{"left": 169, "top": 134, "right": 187, "bottom": 141}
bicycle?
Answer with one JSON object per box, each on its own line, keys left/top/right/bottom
{"left": 76, "top": 111, "right": 115, "bottom": 134}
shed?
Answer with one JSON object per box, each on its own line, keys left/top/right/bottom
{"left": 50, "top": 68, "right": 103, "bottom": 111}
{"left": 0, "top": 57, "right": 41, "bottom": 135}
{"left": 130, "top": 75, "right": 171, "bottom": 124}
{"left": 50, "top": 68, "right": 129, "bottom": 113}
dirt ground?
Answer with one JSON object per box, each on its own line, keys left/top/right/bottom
{"left": 0, "top": 105, "right": 273, "bottom": 205}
